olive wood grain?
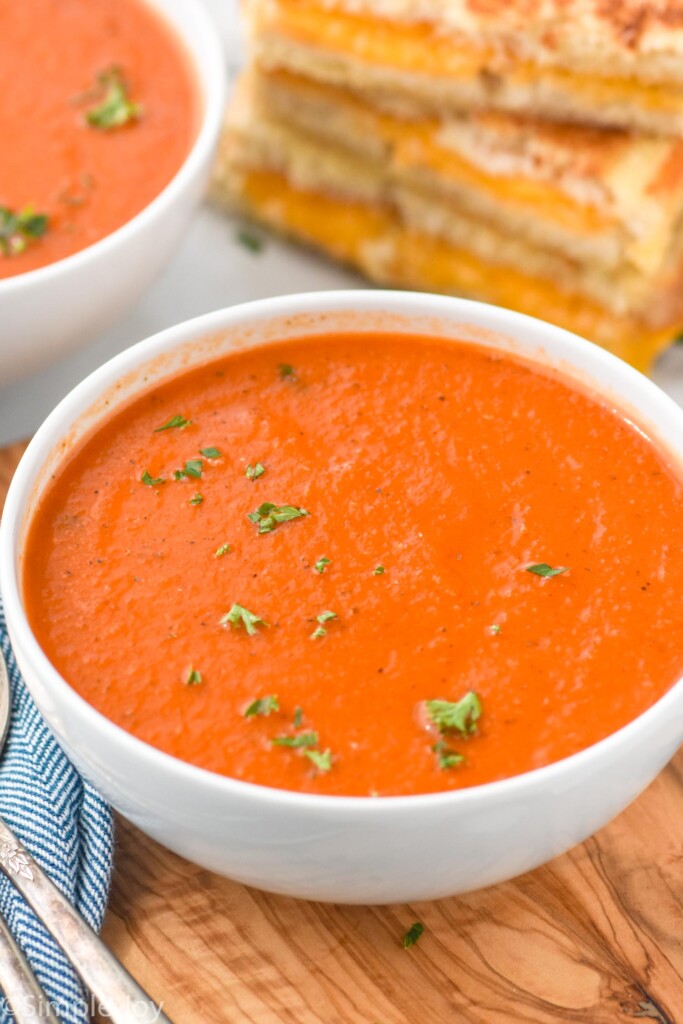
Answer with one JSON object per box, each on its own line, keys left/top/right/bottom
{"left": 1, "top": 441, "right": 682, "bottom": 1023}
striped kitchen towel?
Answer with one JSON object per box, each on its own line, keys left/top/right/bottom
{"left": 0, "top": 599, "right": 114, "bottom": 1024}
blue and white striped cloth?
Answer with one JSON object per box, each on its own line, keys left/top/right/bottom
{"left": 0, "top": 600, "right": 114, "bottom": 1024}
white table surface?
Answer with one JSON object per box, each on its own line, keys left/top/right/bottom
{"left": 1, "top": 0, "right": 682, "bottom": 447}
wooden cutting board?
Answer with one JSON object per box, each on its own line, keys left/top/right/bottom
{"left": 1, "top": 440, "right": 682, "bottom": 1023}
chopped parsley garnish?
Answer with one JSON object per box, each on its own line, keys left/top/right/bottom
{"left": 247, "top": 502, "right": 309, "bottom": 534}
{"left": 189, "top": 493, "right": 204, "bottom": 506}
{"left": 236, "top": 227, "right": 265, "bottom": 253}
{"left": 402, "top": 923, "right": 424, "bottom": 949}
{"left": 272, "top": 732, "right": 318, "bottom": 749}
{"left": 489, "top": 624, "right": 501, "bottom": 635}
{"left": 304, "top": 748, "right": 332, "bottom": 772}
{"left": 84, "top": 68, "right": 142, "bottom": 130}
{"left": 246, "top": 462, "right": 266, "bottom": 481}
{"left": 220, "top": 603, "right": 268, "bottom": 636}
{"left": 426, "top": 693, "right": 481, "bottom": 771}
{"left": 426, "top": 692, "right": 481, "bottom": 736}
{"left": 185, "top": 667, "right": 202, "bottom": 686}
{"left": 433, "top": 741, "right": 465, "bottom": 770}
{"left": 272, "top": 720, "right": 332, "bottom": 772}
{"left": 526, "top": 563, "right": 569, "bottom": 578}
{"left": 245, "top": 695, "right": 279, "bottom": 717}
{"left": 174, "top": 459, "right": 203, "bottom": 481}
{"left": 154, "top": 414, "right": 192, "bottom": 432}
{"left": 373, "top": 565, "right": 386, "bottom": 575}
{"left": 310, "top": 610, "right": 337, "bottom": 640}
{"left": 214, "top": 543, "right": 232, "bottom": 558}
{"left": 277, "top": 363, "right": 296, "bottom": 380}
{"left": 0, "top": 205, "right": 48, "bottom": 257}
{"left": 314, "top": 557, "right": 331, "bottom": 574}
{"left": 200, "top": 447, "right": 222, "bottom": 459}
{"left": 140, "top": 470, "right": 164, "bottom": 486}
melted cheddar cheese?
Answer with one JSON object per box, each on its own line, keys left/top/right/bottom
{"left": 389, "top": 126, "right": 614, "bottom": 234}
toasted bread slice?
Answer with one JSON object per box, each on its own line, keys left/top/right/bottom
{"left": 248, "top": 0, "right": 683, "bottom": 134}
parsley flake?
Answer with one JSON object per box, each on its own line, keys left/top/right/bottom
{"left": 310, "top": 610, "right": 337, "bottom": 640}
{"left": 154, "top": 415, "right": 192, "bottom": 432}
{"left": 0, "top": 206, "right": 48, "bottom": 257}
{"left": 174, "top": 459, "right": 203, "bottom": 481}
{"left": 214, "top": 543, "right": 232, "bottom": 558}
{"left": 305, "top": 748, "right": 332, "bottom": 772}
{"left": 277, "top": 363, "right": 296, "bottom": 380}
{"left": 526, "top": 563, "right": 569, "bottom": 578}
{"left": 433, "top": 741, "right": 465, "bottom": 770}
{"left": 84, "top": 68, "right": 142, "bottom": 130}
{"left": 314, "top": 557, "right": 331, "bottom": 574}
{"left": 489, "top": 624, "right": 501, "bottom": 635}
{"left": 272, "top": 732, "right": 318, "bottom": 749}
{"left": 140, "top": 470, "right": 164, "bottom": 487}
{"left": 247, "top": 502, "right": 309, "bottom": 534}
{"left": 189, "top": 493, "right": 204, "bottom": 506}
{"left": 200, "top": 447, "right": 222, "bottom": 459}
{"left": 402, "top": 923, "right": 424, "bottom": 949}
{"left": 373, "top": 565, "right": 386, "bottom": 576}
{"left": 220, "top": 603, "right": 268, "bottom": 636}
{"left": 236, "top": 227, "right": 265, "bottom": 253}
{"left": 246, "top": 462, "right": 266, "bottom": 481}
{"left": 426, "top": 692, "right": 481, "bottom": 736}
{"left": 185, "top": 667, "right": 202, "bottom": 686}
{"left": 245, "top": 695, "right": 279, "bottom": 717}
{"left": 293, "top": 706, "right": 303, "bottom": 728}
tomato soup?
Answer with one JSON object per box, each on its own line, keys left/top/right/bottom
{"left": 22, "top": 334, "right": 683, "bottom": 796}
{"left": 0, "top": 0, "right": 197, "bottom": 278}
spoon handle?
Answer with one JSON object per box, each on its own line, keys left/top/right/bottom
{"left": 0, "top": 914, "right": 62, "bottom": 1022}
{"left": 0, "top": 818, "right": 172, "bottom": 1024}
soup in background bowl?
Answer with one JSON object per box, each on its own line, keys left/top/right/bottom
{"left": 2, "top": 291, "right": 683, "bottom": 903}
{"left": 0, "top": 0, "right": 225, "bottom": 384}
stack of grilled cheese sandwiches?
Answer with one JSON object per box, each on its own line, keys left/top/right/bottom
{"left": 214, "top": 0, "right": 683, "bottom": 369}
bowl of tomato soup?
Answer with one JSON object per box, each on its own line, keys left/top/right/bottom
{"left": 2, "top": 291, "right": 683, "bottom": 903}
{"left": 1, "top": 0, "right": 224, "bottom": 385}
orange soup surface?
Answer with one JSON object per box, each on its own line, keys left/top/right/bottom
{"left": 23, "top": 334, "right": 683, "bottom": 796}
{"left": 0, "top": 0, "right": 197, "bottom": 277}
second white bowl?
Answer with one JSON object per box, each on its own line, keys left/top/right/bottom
{"left": 0, "top": 0, "right": 225, "bottom": 386}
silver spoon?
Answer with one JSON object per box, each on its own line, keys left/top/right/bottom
{"left": 0, "top": 648, "right": 173, "bottom": 1023}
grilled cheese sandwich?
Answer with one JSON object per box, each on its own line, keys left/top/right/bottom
{"left": 214, "top": 2, "right": 683, "bottom": 371}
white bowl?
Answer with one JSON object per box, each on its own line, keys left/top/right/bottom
{"left": 0, "top": 0, "right": 225, "bottom": 386}
{"left": 2, "top": 291, "right": 683, "bottom": 904}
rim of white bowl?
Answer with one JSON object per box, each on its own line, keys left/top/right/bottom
{"left": 0, "top": 0, "right": 226, "bottom": 295}
{"left": 3, "top": 290, "right": 683, "bottom": 814}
